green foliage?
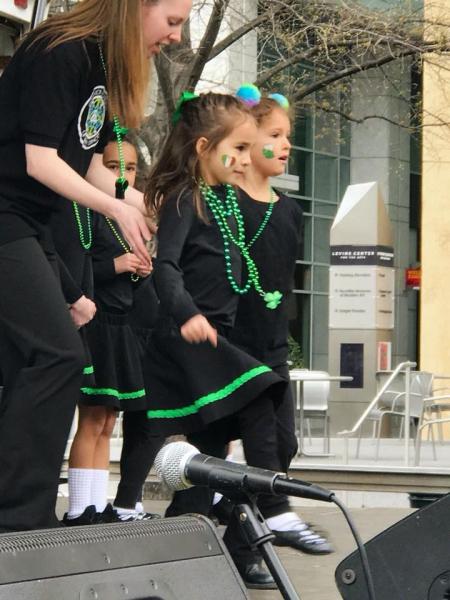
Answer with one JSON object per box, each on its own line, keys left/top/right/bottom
{"left": 288, "top": 335, "right": 304, "bottom": 369}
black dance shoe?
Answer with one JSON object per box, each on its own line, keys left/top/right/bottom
{"left": 272, "top": 524, "right": 334, "bottom": 555}
{"left": 234, "top": 558, "right": 277, "bottom": 590}
{"left": 98, "top": 504, "right": 161, "bottom": 523}
{"left": 62, "top": 505, "right": 97, "bottom": 526}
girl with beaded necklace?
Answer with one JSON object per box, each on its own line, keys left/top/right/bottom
{"left": 144, "top": 91, "right": 289, "bottom": 588}
{"left": 57, "top": 132, "right": 161, "bottom": 526}
{"left": 0, "top": 0, "right": 191, "bottom": 533}
{"left": 227, "top": 89, "right": 333, "bottom": 556}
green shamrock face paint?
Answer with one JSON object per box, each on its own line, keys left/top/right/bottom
{"left": 221, "top": 155, "right": 234, "bottom": 168}
{"left": 262, "top": 144, "right": 275, "bottom": 159}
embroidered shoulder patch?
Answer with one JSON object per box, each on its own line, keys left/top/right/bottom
{"left": 78, "top": 85, "right": 107, "bottom": 150}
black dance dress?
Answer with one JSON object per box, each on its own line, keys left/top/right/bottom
{"left": 80, "top": 214, "right": 149, "bottom": 411}
{"left": 144, "top": 188, "right": 284, "bottom": 435}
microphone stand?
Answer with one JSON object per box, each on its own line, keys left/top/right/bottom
{"left": 231, "top": 494, "right": 300, "bottom": 600}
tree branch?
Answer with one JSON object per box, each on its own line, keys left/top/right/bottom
{"left": 185, "top": 0, "right": 231, "bottom": 90}
{"left": 292, "top": 49, "right": 418, "bottom": 102}
{"left": 207, "top": 7, "right": 284, "bottom": 62}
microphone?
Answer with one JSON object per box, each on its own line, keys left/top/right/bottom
{"left": 154, "top": 441, "right": 335, "bottom": 503}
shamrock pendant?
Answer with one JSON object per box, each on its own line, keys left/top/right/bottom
{"left": 264, "top": 290, "right": 282, "bottom": 309}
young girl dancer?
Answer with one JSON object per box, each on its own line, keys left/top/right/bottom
{"left": 0, "top": 0, "right": 191, "bottom": 533}
{"left": 63, "top": 133, "right": 156, "bottom": 526}
{"left": 229, "top": 90, "right": 333, "bottom": 555}
{"left": 144, "top": 92, "right": 287, "bottom": 589}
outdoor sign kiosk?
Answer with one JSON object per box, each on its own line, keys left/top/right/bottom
{"left": 328, "top": 181, "right": 395, "bottom": 432}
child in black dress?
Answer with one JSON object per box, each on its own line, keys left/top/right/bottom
{"left": 63, "top": 134, "right": 156, "bottom": 525}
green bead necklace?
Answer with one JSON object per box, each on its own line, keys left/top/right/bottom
{"left": 246, "top": 188, "right": 275, "bottom": 249}
{"left": 200, "top": 182, "right": 282, "bottom": 310}
{"left": 98, "top": 43, "right": 138, "bottom": 283}
{"left": 72, "top": 202, "right": 92, "bottom": 250}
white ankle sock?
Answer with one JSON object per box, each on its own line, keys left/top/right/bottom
{"left": 114, "top": 506, "right": 137, "bottom": 516}
{"left": 90, "top": 469, "right": 109, "bottom": 513}
{"left": 67, "top": 468, "right": 94, "bottom": 519}
{"left": 266, "top": 511, "right": 307, "bottom": 532}
{"left": 135, "top": 502, "right": 144, "bottom": 513}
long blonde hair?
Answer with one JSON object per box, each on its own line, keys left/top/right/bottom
{"left": 29, "top": 0, "right": 155, "bottom": 128}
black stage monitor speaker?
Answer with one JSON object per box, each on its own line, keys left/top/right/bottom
{"left": 0, "top": 515, "right": 249, "bottom": 599}
{"left": 335, "top": 492, "right": 450, "bottom": 600}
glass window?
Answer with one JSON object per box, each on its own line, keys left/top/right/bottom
{"left": 315, "top": 155, "right": 338, "bottom": 202}
{"left": 295, "top": 263, "right": 311, "bottom": 291}
{"left": 302, "top": 214, "right": 312, "bottom": 261}
{"left": 294, "top": 109, "right": 313, "bottom": 149}
{"left": 315, "top": 109, "right": 339, "bottom": 155}
{"left": 410, "top": 134, "right": 420, "bottom": 173}
{"left": 312, "top": 294, "right": 329, "bottom": 368}
{"left": 339, "top": 159, "right": 350, "bottom": 201}
{"left": 340, "top": 118, "right": 351, "bottom": 157}
{"left": 290, "top": 292, "right": 311, "bottom": 368}
{"left": 297, "top": 198, "right": 312, "bottom": 213}
{"left": 313, "top": 217, "right": 332, "bottom": 263}
{"left": 313, "top": 265, "right": 329, "bottom": 294}
{"left": 290, "top": 149, "right": 313, "bottom": 197}
{"left": 315, "top": 201, "right": 337, "bottom": 218}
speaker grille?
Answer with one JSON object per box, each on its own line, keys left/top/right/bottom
{"left": 0, "top": 517, "right": 207, "bottom": 554}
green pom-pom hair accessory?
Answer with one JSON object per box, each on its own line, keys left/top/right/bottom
{"left": 172, "top": 90, "right": 199, "bottom": 125}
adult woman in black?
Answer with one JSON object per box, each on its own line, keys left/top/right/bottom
{"left": 0, "top": 0, "right": 191, "bottom": 533}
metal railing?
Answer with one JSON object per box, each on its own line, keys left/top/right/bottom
{"left": 338, "top": 361, "right": 417, "bottom": 465}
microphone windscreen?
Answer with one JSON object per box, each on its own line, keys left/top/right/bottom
{"left": 154, "top": 441, "right": 200, "bottom": 491}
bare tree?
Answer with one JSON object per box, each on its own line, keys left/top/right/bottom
{"left": 49, "top": 0, "right": 450, "bottom": 167}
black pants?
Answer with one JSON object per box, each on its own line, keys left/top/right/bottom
{"left": 166, "top": 364, "right": 298, "bottom": 562}
{"left": 0, "top": 237, "right": 85, "bottom": 532}
{"left": 114, "top": 410, "right": 165, "bottom": 508}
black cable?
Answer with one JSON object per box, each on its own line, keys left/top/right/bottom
{"left": 332, "top": 495, "right": 377, "bottom": 600}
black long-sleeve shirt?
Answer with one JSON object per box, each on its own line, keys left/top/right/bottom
{"left": 91, "top": 214, "right": 141, "bottom": 313}
{"left": 153, "top": 188, "right": 242, "bottom": 331}
{"left": 228, "top": 189, "right": 303, "bottom": 366}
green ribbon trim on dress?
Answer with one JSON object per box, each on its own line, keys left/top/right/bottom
{"left": 81, "top": 387, "right": 146, "bottom": 400}
{"left": 147, "top": 365, "right": 272, "bottom": 419}
{"left": 83, "top": 365, "right": 94, "bottom": 375}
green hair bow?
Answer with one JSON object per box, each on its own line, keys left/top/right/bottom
{"left": 172, "top": 90, "right": 199, "bottom": 125}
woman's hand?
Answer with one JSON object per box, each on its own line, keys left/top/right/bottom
{"left": 114, "top": 253, "right": 141, "bottom": 274}
{"left": 180, "top": 315, "right": 217, "bottom": 347}
{"left": 111, "top": 202, "right": 151, "bottom": 269}
{"left": 69, "top": 295, "right": 96, "bottom": 329}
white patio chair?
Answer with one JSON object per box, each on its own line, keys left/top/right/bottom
{"left": 290, "top": 369, "right": 331, "bottom": 453}
{"left": 415, "top": 393, "right": 450, "bottom": 464}
{"left": 356, "top": 370, "right": 434, "bottom": 460}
